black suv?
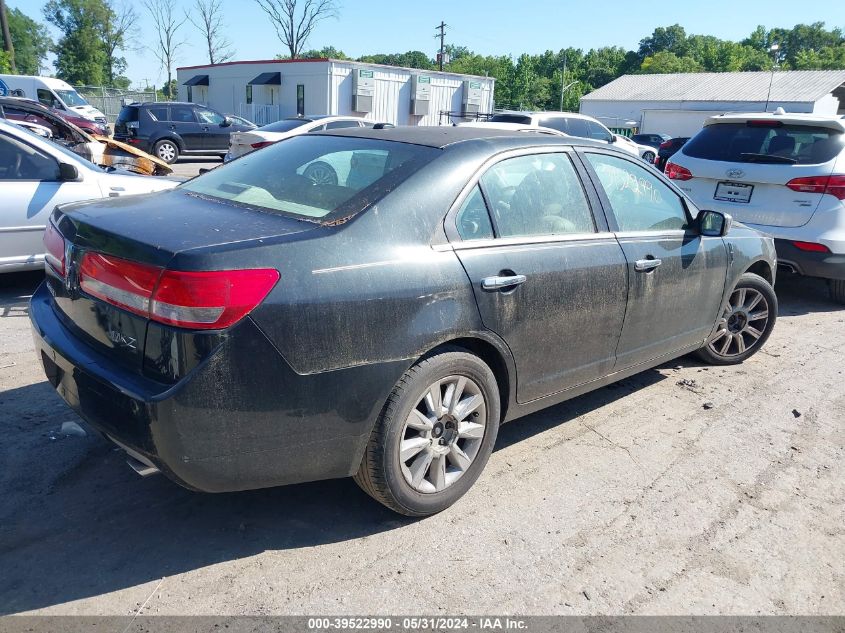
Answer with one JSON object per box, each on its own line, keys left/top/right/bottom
{"left": 114, "top": 102, "right": 254, "bottom": 163}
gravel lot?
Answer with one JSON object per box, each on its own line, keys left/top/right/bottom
{"left": 168, "top": 156, "right": 223, "bottom": 180}
{"left": 0, "top": 270, "right": 843, "bottom": 616}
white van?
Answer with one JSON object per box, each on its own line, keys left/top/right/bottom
{"left": 0, "top": 74, "right": 108, "bottom": 126}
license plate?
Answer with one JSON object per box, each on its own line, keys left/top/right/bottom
{"left": 714, "top": 181, "right": 753, "bottom": 203}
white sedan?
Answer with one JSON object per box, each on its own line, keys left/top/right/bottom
{"left": 0, "top": 120, "right": 179, "bottom": 273}
{"left": 225, "top": 115, "right": 373, "bottom": 162}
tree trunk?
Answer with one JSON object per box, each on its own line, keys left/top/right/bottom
{"left": 0, "top": 0, "right": 17, "bottom": 73}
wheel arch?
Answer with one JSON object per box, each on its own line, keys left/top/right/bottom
{"left": 744, "top": 259, "right": 774, "bottom": 285}
{"left": 420, "top": 334, "right": 516, "bottom": 424}
{"left": 152, "top": 135, "right": 184, "bottom": 152}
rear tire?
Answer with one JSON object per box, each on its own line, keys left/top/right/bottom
{"left": 695, "top": 272, "right": 777, "bottom": 365}
{"left": 830, "top": 279, "right": 845, "bottom": 305}
{"left": 303, "top": 161, "right": 338, "bottom": 185}
{"left": 153, "top": 139, "right": 179, "bottom": 164}
{"left": 354, "top": 350, "right": 500, "bottom": 516}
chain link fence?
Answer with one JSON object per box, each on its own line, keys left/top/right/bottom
{"left": 75, "top": 86, "right": 159, "bottom": 123}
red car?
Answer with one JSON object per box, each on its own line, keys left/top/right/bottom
{"left": 2, "top": 96, "right": 109, "bottom": 136}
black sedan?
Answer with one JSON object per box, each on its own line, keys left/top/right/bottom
{"left": 656, "top": 136, "right": 691, "bottom": 171}
{"left": 31, "top": 127, "right": 778, "bottom": 516}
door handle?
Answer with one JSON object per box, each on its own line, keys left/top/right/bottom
{"left": 481, "top": 274, "right": 527, "bottom": 291}
{"left": 635, "top": 258, "right": 662, "bottom": 272}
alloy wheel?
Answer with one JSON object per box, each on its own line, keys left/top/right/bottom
{"left": 303, "top": 163, "right": 337, "bottom": 185}
{"left": 399, "top": 375, "right": 487, "bottom": 494}
{"left": 708, "top": 287, "right": 770, "bottom": 358}
{"left": 157, "top": 142, "right": 176, "bottom": 162}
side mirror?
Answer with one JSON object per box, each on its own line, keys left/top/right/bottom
{"left": 221, "top": 116, "right": 232, "bottom": 127}
{"left": 698, "top": 210, "right": 733, "bottom": 237}
{"left": 58, "top": 163, "right": 79, "bottom": 181}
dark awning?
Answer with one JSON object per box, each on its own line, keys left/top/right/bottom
{"left": 248, "top": 72, "right": 282, "bottom": 86}
{"left": 183, "top": 75, "right": 209, "bottom": 86}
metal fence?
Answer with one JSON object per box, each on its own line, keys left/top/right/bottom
{"left": 238, "top": 103, "right": 282, "bottom": 126}
{"left": 75, "top": 86, "right": 159, "bottom": 123}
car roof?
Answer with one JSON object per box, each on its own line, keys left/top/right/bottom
{"left": 706, "top": 110, "right": 845, "bottom": 133}
{"left": 315, "top": 125, "right": 614, "bottom": 150}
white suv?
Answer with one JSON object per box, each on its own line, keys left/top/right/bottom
{"left": 667, "top": 110, "right": 845, "bottom": 303}
{"left": 488, "top": 111, "right": 640, "bottom": 157}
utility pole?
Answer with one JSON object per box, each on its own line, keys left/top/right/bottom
{"left": 0, "top": 0, "right": 16, "bottom": 73}
{"left": 435, "top": 21, "right": 447, "bottom": 71}
{"left": 559, "top": 50, "right": 567, "bottom": 111}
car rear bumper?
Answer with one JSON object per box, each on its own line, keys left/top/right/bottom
{"left": 29, "top": 282, "right": 379, "bottom": 493}
{"left": 773, "top": 239, "right": 845, "bottom": 280}
{"left": 113, "top": 135, "right": 151, "bottom": 152}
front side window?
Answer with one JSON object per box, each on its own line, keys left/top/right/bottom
{"left": 587, "top": 120, "right": 612, "bottom": 143}
{"left": 196, "top": 108, "right": 224, "bottom": 125}
{"left": 54, "top": 89, "right": 89, "bottom": 107}
{"left": 565, "top": 117, "right": 590, "bottom": 139}
{"left": 480, "top": 153, "right": 595, "bottom": 238}
{"left": 180, "top": 135, "right": 438, "bottom": 220}
{"left": 538, "top": 117, "right": 568, "bottom": 134}
{"left": 586, "top": 153, "right": 689, "bottom": 232}
{"left": 0, "top": 133, "right": 59, "bottom": 180}
{"left": 456, "top": 185, "right": 494, "bottom": 240}
{"left": 37, "top": 89, "right": 58, "bottom": 108}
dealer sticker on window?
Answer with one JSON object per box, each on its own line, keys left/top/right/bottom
{"left": 714, "top": 181, "right": 754, "bottom": 203}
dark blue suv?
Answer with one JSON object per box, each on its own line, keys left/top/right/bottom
{"left": 113, "top": 102, "right": 255, "bottom": 163}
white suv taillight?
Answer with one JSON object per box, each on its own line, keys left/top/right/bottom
{"left": 786, "top": 175, "right": 845, "bottom": 201}
{"left": 78, "top": 252, "right": 279, "bottom": 330}
{"left": 665, "top": 162, "right": 693, "bottom": 181}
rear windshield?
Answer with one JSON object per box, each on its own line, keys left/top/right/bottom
{"left": 259, "top": 119, "right": 311, "bottom": 133}
{"left": 116, "top": 106, "right": 139, "bottom": 123}
{"left": 490, "top": 114, "right": 532, "bottom": 125}
{"left": 180, "top": 135, "right": 439, "bottom": 221}
{"left": 683, "top": 122, "right": 844, "bottom": 165}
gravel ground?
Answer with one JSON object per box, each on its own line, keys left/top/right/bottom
{"left": 0, "top": 271, "right": 843, "bottom": 616}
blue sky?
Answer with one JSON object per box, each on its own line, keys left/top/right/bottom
{"left": 10, "top": 0, "right": 845, "bottom": 87}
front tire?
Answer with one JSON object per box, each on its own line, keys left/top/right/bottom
{"left": 153, "top": 139, "right": 179, "bottom": 164}
{"left": 696, "top": 272, "right": 777, "bottom": 365}
{"left": 303, "top": 161, "right": 338, "bottom": 185}
{"left": 642, "top": 150, "right": 655, "bottom": 164}
{"left": 354, "top": 350, "right": 500, "bottom": 516}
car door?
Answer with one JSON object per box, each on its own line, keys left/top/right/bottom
{"left": 167, "top": 105, "right": 204, "bottom": 152}
{"left": 448, "top": 149, "right": 629, "bottom": 403}
{"left": 581, "top": 150, "right": 729, "bottom": 369}
{"left": 194, "top": 106, "right": 230, "bottom": 151}
{"left": 0, "top": 131, "right": 100, "bottom": 267}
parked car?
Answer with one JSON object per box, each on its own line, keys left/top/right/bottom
{"left": 31, "top": 126, "right": 778, "bottom": 515}
{"left": 488, "top": 111, "right": 639, "bottom": 156}
{"left": 0, "top": 97, "right": 173, "bottom": 176}
{"left": 0, "top": 95, "right": 108, "bottom": 136}
{"left": 0, "top": 120, "right": 178, "bottom": 273}
{"left": 225, "top": 114, "right": 257, "bottom": 128}
{"left": 655, "top": 137, "right": 690, "bottom": 171}
{"left": 666, "top": 110, "right": 845, "bottom": 303}
{"left": 225, "top": 115, "right": 372, "bottom": 162}
{"left": 613, "top": 133, "right": 657, "bottom": 164}
{"left": 0, "top": 73, "right": 109, "bottom": 128}
{"left": 632, "top": 132, "right": 672, "bottom": 149}
{"left": 113, "top": 102, "right": 255, "bottom": 163}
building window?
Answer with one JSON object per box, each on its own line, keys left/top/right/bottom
{"left": 246, "top": 84, "right": 252, "bottom": 105}
{"left": 186, "top": 86, "right": 193, "bottom": 102}
{"left": 297, "top": 84, "right": 305, "bottom": 116}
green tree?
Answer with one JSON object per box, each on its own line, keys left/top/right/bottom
{"left": 44, "top": 0, "right": 109, "bottom": 85}
{"left": 639, "top": 51, "right": 703, "bottom": 74}
{"left": 357, "top": 51, "right": 433, "bottom": 69}
{"left": 0, "top": 50, "right": 11, "bottom": 73}
{"left": 793, "top": 46, "right": 845, "bottom": 70}
{"left": 7, "top": 7, "right": 53, "bottom": 75}
{"left": 638, "top": 24, "right": 689, "bottom": 59}
{"left": 300, "top": 45, "right": 348, "bottom": 59}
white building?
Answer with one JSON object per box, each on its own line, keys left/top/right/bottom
{"left": 176, "top": 58, "right": 495, "bottom": 127}
{"left": 580, "top": 70, "right": 845, "bottom": 137}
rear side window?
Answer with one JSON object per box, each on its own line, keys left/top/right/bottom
{"left": 146, "top": 105, "right": 168, "bottom": 121}
{"left": 325, "top": 120, "right": 360, "bottom": 130}
{"left": 489, "top": 114, "right": 532, "bottom": 125}
{"left": 683, "top": 122, "right": 844, "bottom": 165}
{"left": 117, "top": 106, "right": 140, "bottom": 123}
{"left": 480, "top": 153, "right": 595, "bottom": 237}
{"left": 180, "top": 135, "right": 439, "bottom": 220}
{"left": 538, "top": 117, "right": 568, "bottom": 133}
{"left": 456, "top": 185, "right": 494, "bottom": 240}
{"left": 565, "top": 117, "right": 590, "bottom": 139}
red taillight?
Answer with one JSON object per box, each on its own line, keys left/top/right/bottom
{"left": 250, "top": 141, "right": 275, "bottom": 149}
{"left": 151, "top": 269, "right": 280, "bottom": 329}
{"left": 786, "top": 175, "right": 845, "bottom": 200}
{"left": 665, "top": 162, "right": 693, "bottom": 181}
{"left": 792, "top": 241, "right": 831, "bottom": 253}
{"left": 78, "top": 252, "right": 279, "bottom": 330}
{"left": 44, "top": 222, "right": 65, "bottom": 276}
{"left": 747, "top": 120, "right": 783, "bottom": 128}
